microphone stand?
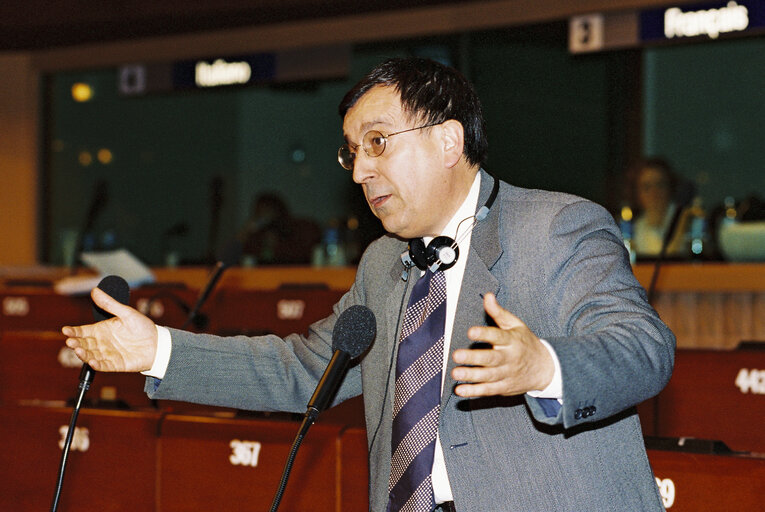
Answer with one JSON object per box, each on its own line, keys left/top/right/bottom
{"left": 268, "top": 413, "right": 316, "bottom": 512}
{"left": 268, "top": 305, "right": 374, "bottom": 511}
{"left": 50, "top": 364, "right": 95, "bottom": 512}
{"left": 646, "top": 210, "right": 681, "bottom": 305}
{"left": 269, "top": 351, "right": 351, "bottom": 511}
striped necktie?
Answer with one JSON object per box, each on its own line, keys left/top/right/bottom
{"left": 388, "top": 269, "right": 447, "bottom": 512}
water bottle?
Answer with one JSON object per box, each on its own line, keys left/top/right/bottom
{"left": 688, "top": 197, "right": 707, "bottom": 259}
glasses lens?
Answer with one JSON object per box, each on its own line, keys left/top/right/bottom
{"left": 363, "top": 131, "right": 387, "bottom": 157}
{"left": 338, "top": 145, "right": 355, "bottom": 170}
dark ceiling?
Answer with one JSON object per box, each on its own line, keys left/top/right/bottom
{"left": 0, "top": 0, "right": 486, "bottom": 51}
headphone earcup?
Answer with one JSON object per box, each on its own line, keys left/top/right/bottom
{"left": 427, "top": 236, "right": 459, "bottom": 271}
{"left": 408, "top": 238, "right": 429, "bottom": 270}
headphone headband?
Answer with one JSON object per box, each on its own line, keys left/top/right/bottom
{"left": 401, "top": 174, "right": 499, "bottom": 280}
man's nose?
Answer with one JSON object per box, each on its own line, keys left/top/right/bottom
{"left": 352, "top": 152, "right": 377, "bottom": 184}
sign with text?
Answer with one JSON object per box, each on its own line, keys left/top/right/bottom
{"left": 118, "top": 45, "right": 350, "bottom": 96}
{"left": 641, "top": 1, "right": 765, "bottom": 42}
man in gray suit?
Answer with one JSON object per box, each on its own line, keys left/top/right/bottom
{"left": 64, "top": 58, "right": 674, "bottom": 511}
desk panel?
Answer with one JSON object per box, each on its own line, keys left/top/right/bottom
{"left": 0, "top": 404, "right": 160, "bottom": 512}
{"left": 654, "top": 348, "right": 765, "bottom": 453}
{"left": 0, "top": 330, "right": 153, "bottom": 409}
{"left": 0, "top": 285, "right": 342, "bottom": 337}
{"left": 0, "top": 286, "right": 195, "bottom": 332}
{"left": 158, "top": 414, "right": 368, "bottom": 511}
{"left": 648, "top": 449, "right": 765, "bottom": 510}
{"left": 201, "top": 287, "right": 344, "bottom": 336}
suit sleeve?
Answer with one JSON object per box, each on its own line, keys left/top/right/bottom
{"left": 143, "top": 278, "right": 368, "bottom": 413}
{"left": 525, "top": 200, "right": 675, "bottom": 428}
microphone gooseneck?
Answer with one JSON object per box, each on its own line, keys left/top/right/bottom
{"left": 51, "top": 275, "right": 130, "bottom": 512}
{"left": 182, "top": 240, "right": 242, "bottom": 330}
{"left": 269, "top": 305, "right": 376, "bottom": 512}
{"left": 647, "top": 180, "right": 697, "bottom": 304}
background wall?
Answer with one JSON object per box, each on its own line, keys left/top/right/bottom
{"left": 41, "top": 29, "right": 631, "bottom": 265}
{"left": 643, "top": 37, "right": 765, "bottom": 210}
{"left": 0, "top": 54, "right": 38, "bottom": 265}
{"left": 2, "top": 0, "right": 761, "bottom": 266}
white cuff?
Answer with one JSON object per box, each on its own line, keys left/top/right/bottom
{"left": 140, "top": 325, "right": 172, "bottom": 380}
{"left": 526, "top": 338, "right": 563, "bottom": 401}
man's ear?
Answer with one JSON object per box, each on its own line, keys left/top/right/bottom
{"left": 441, "top": 119, "right": 465, "bottom": 168}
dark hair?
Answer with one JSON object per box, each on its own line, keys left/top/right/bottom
{"left": 338, "top": 57, "right": 488, "bottom": 167}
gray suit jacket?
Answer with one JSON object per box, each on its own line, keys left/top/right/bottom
{"left": 148, "top": 170, "right": 675, "bottom": 511}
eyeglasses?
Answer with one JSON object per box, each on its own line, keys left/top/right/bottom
{"left": 337, "top": 122, "right": 440, "bottom": 171}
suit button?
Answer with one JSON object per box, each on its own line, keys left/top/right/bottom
{"left": 589, "top": 406, "right": 597, "bottom": 416}
{"left": 574, "top": 408, "right": 583, "bottom": 419}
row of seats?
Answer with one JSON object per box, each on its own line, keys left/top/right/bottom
{"left": 2, "top": 393, "right": 762, "bottom": 511}
{"left": 1, "top": 283, "right": 345, "bottom": 336}
{"left": 0, "top": 402, "right": 368, "bottom": 511}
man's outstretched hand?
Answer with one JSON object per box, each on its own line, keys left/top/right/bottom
{"left": 62, "top": 287, "right": 159, "bottom": 372}
{"left": 452, "top": 293, "right": 554, "bottom": 397}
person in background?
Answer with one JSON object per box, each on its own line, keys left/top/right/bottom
{"left": 63, "top": 57, "right": 675, "bottom": 511}
{"left": 238, "top": 192, "right": 321, "bottom": 265}
{"left": 628, "top": 157, "right": 691, "bottom": 258}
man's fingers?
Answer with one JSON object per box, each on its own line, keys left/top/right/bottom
{"left": 452, "top": 364, "right": 502, "bottom": 384}
{"left": 467, "top": 325, "right": 513, "bottom": 347}
{"left": 454, "top": 381, "right": 509, "bottom": 397}
{"left": 63, "top": 324, "right": 90, "bottom": 340}
{"left": 453, "top": 345, "right": 502, "bottom": 366}
{"left": 91, "top": 287, "right": 133, "bottom": 318}
{"left": 71, "top": 345, "right": 100, "bottom": 369}
{"left": 72, "top": 344, "right": 121, "bottom": 372}
{"left": 482, "top": 293, "right": 524, "bottom": 330}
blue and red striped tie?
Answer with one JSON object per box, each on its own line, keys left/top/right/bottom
{"left": 388, "top": 269, "right": 447, "bottom": 512}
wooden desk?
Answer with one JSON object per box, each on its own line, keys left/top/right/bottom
{"left": 157, "top": 413, "right": 368, "bottom": 511}
{"left": 0, "top": 404, "right": 161, "bottom": 512}
{"left": 652, "top": 347, "right": 765, "bottom": 453}
{"left": 647, "top": 448, "right": 765, "bottom": 510}
{"left": 632, "top": 263, "right": 765, "bottom": 348}
{"left": 4, "top": 262, "right": 764, "bottom": 348}
{"left": 0, "top": 403, "right": 367, "bottom": 512}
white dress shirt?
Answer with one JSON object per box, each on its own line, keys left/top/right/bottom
{"left": 416, "top": 172, "right": 563, "bottom": 503}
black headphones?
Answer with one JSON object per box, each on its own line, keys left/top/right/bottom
{"left": 400, "top": 174, "right": 500, "bottom": 278}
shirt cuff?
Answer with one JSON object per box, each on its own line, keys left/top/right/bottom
{"left": 526, "top": 338, "right": 562, "bottom": 400}
{"left": 140, "top": 325, "right": 171, "bottom": 380}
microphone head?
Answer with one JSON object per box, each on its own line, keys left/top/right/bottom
{"left": 93, "top": 275, "right": 130, "bottom": 322}
{"left": 332, "top": 305, "right": 376, "bottom": 358}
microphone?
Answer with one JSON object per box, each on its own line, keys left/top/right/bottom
{"left": 71, "top": 180, "right": 108, "bottom": 274}
{"left": 182, "top": 240, "right": 242, "bottom": 330}
{"left": 80, "top": 275, "right": 131, "bottom": 388}
{"left": 306, "top": 305, "right": 376, "bottom": 420}
{"left": 270, "top": 305, "right": 375, "bottom": 512}
{"left": 92, "top": 274, "right": 131, "bottom": 320}
{"left": 52, "top": 275, "right": 130, "bottom": 512}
